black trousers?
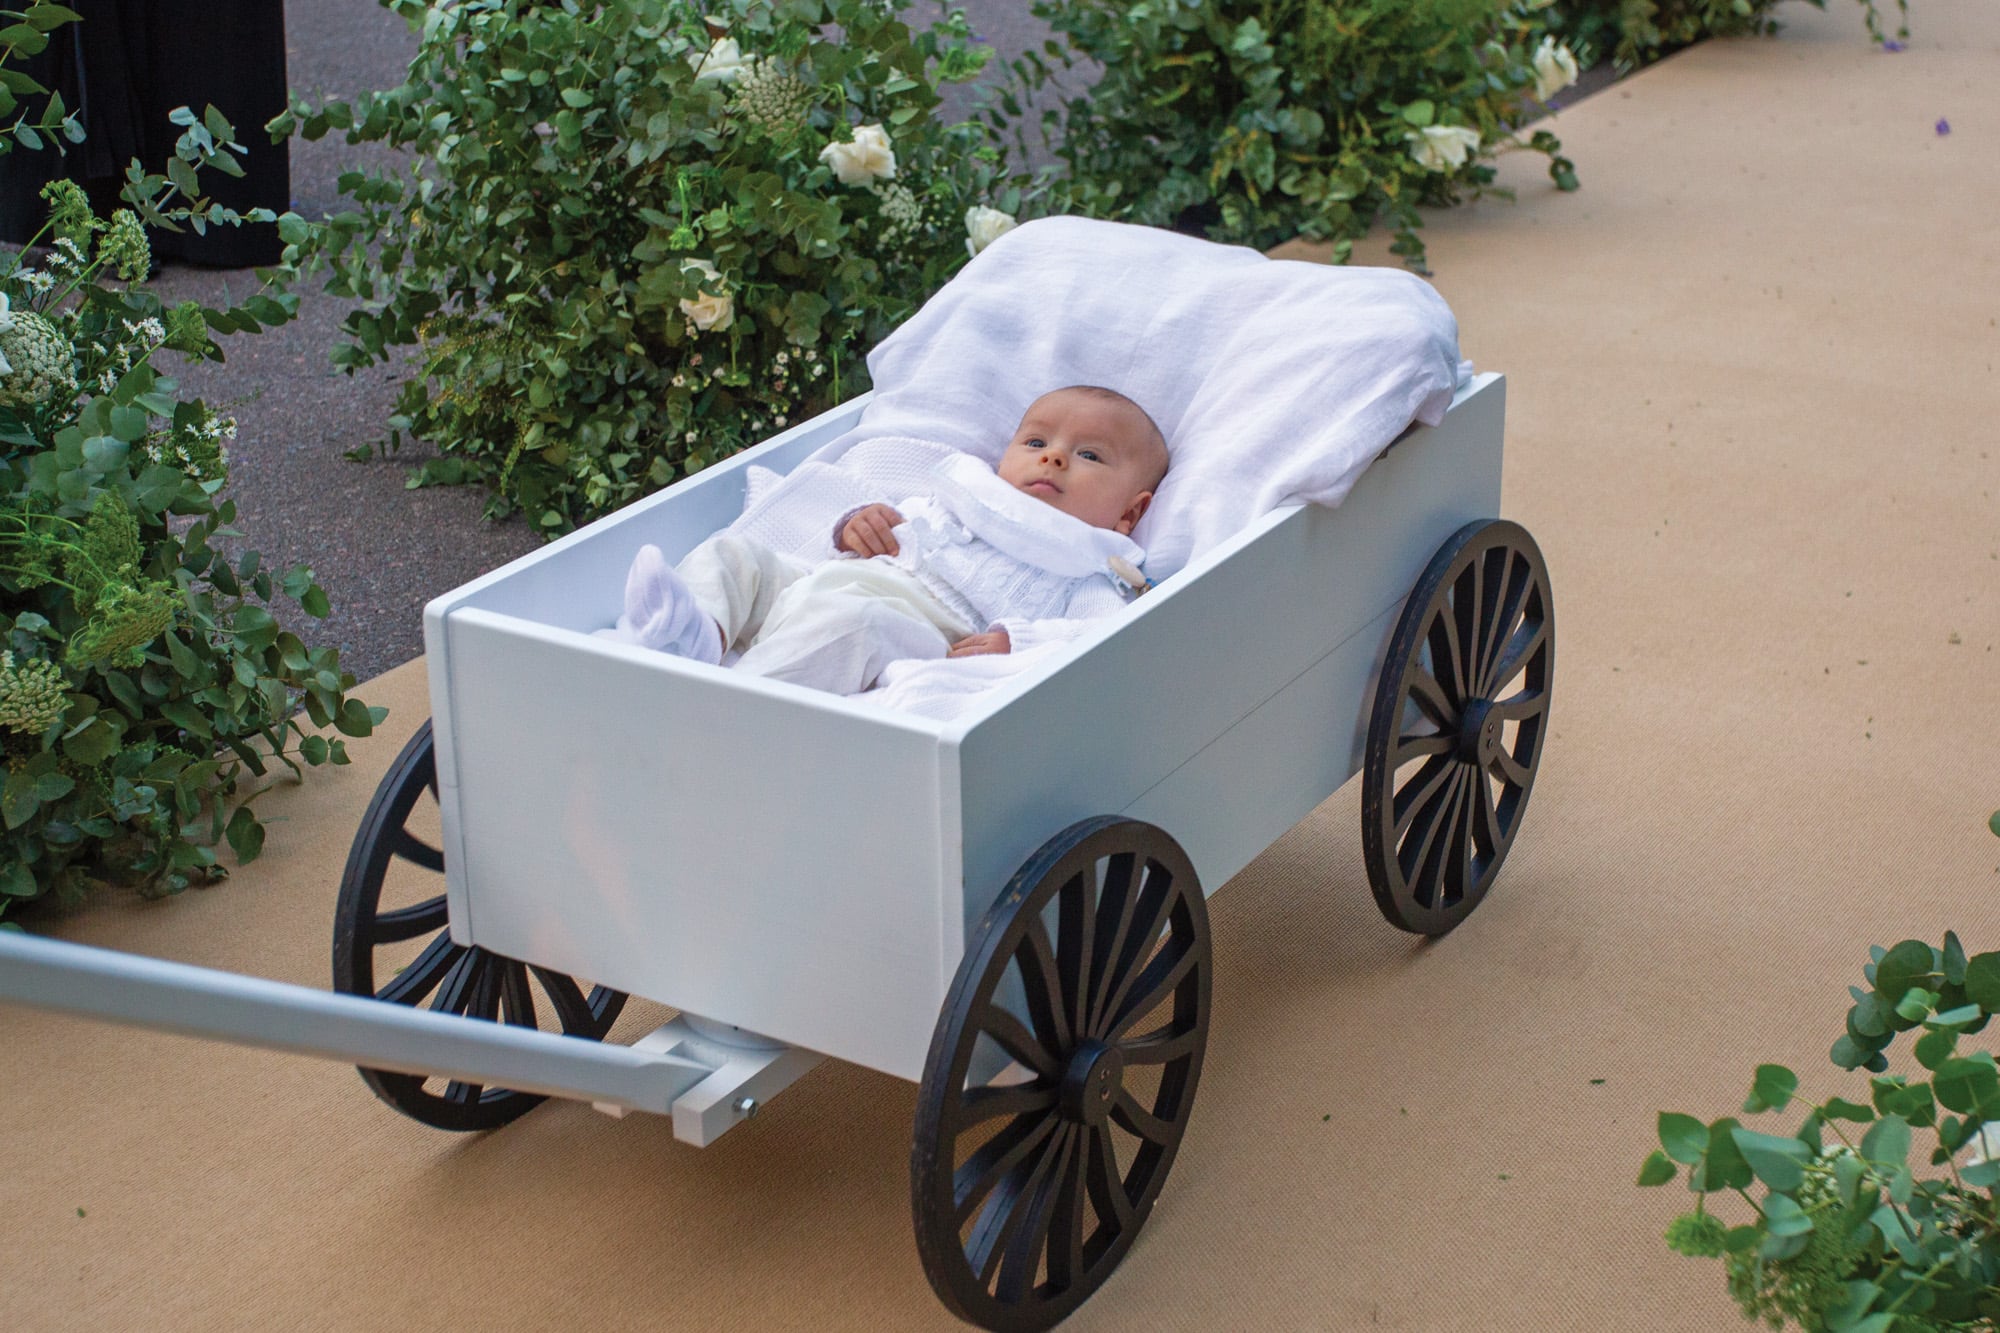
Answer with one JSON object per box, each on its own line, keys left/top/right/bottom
{"left": 0, "top": 0, "right": 291, "bottom": 268}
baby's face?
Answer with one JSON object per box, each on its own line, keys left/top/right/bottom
{"left": 996, "top": 389, "right": 1166, "bottom": 535}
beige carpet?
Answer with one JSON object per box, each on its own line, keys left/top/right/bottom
{"left": 5, "top": 4, "right": 1997, "bottom": 1329}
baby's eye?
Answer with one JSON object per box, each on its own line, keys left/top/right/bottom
{"left": 1078, "top": 449, "right": 1101, "bottom": 463}
{"left": 1023, "top": 437, "right": 1046, "bottom": 450}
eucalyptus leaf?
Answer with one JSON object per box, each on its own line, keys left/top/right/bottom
{"left": 1860, "top": 1115, "right": 1911, "bottom": 1167}
{"left": 1659, "top": 1112, "right": 1707, "bottom": 1165}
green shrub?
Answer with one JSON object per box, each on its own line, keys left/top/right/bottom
{"left": 1, "top": 42, "right": 379, "bottom": 918}
{"left": 279, "top": 0, "right": 1021, "bottom": 535}
{"left": 1638, "top": 815, "right": 2000, "bottom": 1331}
{"left": 997, "top": 0, "right": 1580, "bottom": 271}
{"left": 1547, "top": 0, "right": 1909, "bottom": 73}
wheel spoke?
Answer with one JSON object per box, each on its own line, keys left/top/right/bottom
{"left": 1426, "top": 610, "right": 1467, "bottom": 711}
{"left": 1046, "top": 1121, "right": 1091, "bottom": 1291}
{"left": 430, "top": 948, "right": 485, "bottom": 1016}
{"left": 1105, "top": 930, "right": 1198, "bottom": 1040}
{"left": 1443, "top": 772, "right": 1475, "bottom": 907}
{"left": 528, "top": 967, "right": 597, "bottom": 1033}
{"left": 1406, "top": 668, "right": 1456, "bottom": 730}
{"left": 1476, "top": 772, "right": 1506, "bottom": 853}
{"left": 1472, "top": 550, "right": 1517, "bottom": 692}
{"left": 1393, "top": 731, "right": 1453, "bottom": 763}
{"left": 1479, "top": 554, "right": 1535, "bottom": 695}
{"left": 1091, "top": 865, "right": 1177, "bottom": 1036}
{"left": 1490, "top": 745, "right": 1534, "bottom": 790}
{"left": 1056, "top": 868, "right": 1097, "bottom": 1038}
{"left": 1118, "top": 1022, "right": 1201, "bottom": 1066}
{"left": 1014, "top": 915, "right": 1073, "bottom": 1056}
{"left": 375, "top": 931, "right": 463, "bottom": 1007}
{"left": 1488, "top": 686, "right": 1548, "bottom": 725}
{"left": 1111, "top": 1088, "right": 1178, "bottom": 1146}
{"left": 1393, "top": 755, "right": 1455, "bottom": 838}
{"left": 1084, "top": 852, "right": 1141, "bottom": 1034}
{"left": 970, "top": 1122, "right": 1066, "bottom": 1290}
{"left": 498, "top": 960, "right": 537, "bottom": 1028}
{"left": 391, "top": 828, "right": 445, "bottom": 872}
{"left": 995, "top": 1126, "right": 1075, "bottom": 1304}
{"left": 369, "top": 894, "right": 448, "bottom": 946}
{"left": 1452, "top": 560, "right": 1482, "bottom": 698}
{"left": 977, "top": 1004, "right": 1060, "bottom": 1080}
{"left": 441, "top": 1078, "right": 486, "bottom": 1107}
{"left": 1087, "top": 1124, "right": 1133, "bottom": 1233}
{"left": 954, "top": 1111, "right": 1059, "bottom": 1228}
{"left": 951, "top": 1083, "right": 1059, "bottom": 1136}
{"left": 1485, "top": 615, "right": 1548, "bottom": 697}
{"left": 1401, "top": 768, "right": 1466, "bottom": 895}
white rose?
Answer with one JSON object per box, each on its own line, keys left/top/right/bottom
{"left": 692, "top": 36, "right": 747, "bottom": 84}
{"left": 819, "top": 124, "right": 897, "bottom": 186}
{"left": 1532, "top": 38, "right": 1580, "bottom": 101}
{"left": 0, "top": 291, "right": 13, "bottom": 335}
{"left": 1409, "top": 124, "right": 1483, "bottom": 173}
{"left": 964, "top": 206, "right": 1019, "bottom": 258}
{"left": 678, "top": 259, "right": 734, "bottom": 332}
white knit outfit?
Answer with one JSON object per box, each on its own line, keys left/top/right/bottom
{"left": 648, "top": 453, "right": 1142, "bottom": 696}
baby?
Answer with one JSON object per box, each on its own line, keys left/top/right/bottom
{"left": 602, "top": 385, "right": 1168, "bottom": 696}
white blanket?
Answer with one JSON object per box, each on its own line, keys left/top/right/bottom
{"left": 723, "top": 216, "right": 1470, "bottom": 719}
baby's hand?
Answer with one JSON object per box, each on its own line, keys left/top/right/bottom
{"left": 948, "top": 629, "right": 1011, "bottom": 658}
{"left": 839, "top": 503, "right": 903, "bottom": 557}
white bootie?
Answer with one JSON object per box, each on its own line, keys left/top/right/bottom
{"left": 603, "top": 543, "right": 723, "bottom": 663}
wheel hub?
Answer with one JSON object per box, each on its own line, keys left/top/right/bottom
{"left": 1457, "top": 697, "right": 1503, "bottom": 766}
{"left": 1060, "top": 1040, "right": 1125, "bottom": 1126}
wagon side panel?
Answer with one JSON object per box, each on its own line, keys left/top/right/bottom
{"left": 952, "top": 376, "right": 1506, "bottom": 941}
{"left": 430, "top": 610, "right": 948, "bottom": 1082}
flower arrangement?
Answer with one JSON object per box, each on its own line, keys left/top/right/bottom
{"left": 995, "top": 0, "right": 1581, "bottom": 271}
{"left": 0, "top": 82, "right": 377, "bottom": 916}
{"left": 1640, "top": 816, "right": 2000, "bottom": 1331}
{"left": 278, "top": 0, "right": 1026, "bottom": 535}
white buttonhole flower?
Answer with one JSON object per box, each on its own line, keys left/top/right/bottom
{"left": 0, "top": 291, "right": 14, "bottom": 335}
{"left": 1964, "top": 1122, "right": 2000, "bottom": 1167}
{"left": 1409, "top": 124, "right": 1483, "bottom": 173}
{"left": 678, "top": 259, "right": 734, "bottom": 332}
{"left": 964, "top": 205, "right": 1019, "bottom": 258}
{"left": 819, "top": 124, "right": 897, "bottom": 186}
{"left": 692, "top": 36, "right": 747, "bottom": 84}
{"left": 1532, "top": 37, "right": 1580, "bottom": 102}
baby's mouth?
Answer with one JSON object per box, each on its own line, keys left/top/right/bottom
{"left": 1023, "top": 478, "right": 1062, "bottom": 495}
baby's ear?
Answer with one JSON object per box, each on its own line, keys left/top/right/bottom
{"left": 1117, "top": 491, "right": 1154, "bottom": 535}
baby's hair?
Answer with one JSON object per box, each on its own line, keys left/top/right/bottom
{"left": 1053, "top": 384, "right": 1169, "bottom": 484}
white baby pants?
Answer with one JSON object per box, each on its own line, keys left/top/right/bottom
{"left": 679, "top": 532, "right": 978, "bottom": 695}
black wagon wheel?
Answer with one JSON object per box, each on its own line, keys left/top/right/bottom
{"left": 1363, "top": 519, "right": 1554, "bottom": 936}
{"left": 912, "top": 817, "right": 1211, "bottom": 1332}
{"left": 334, "top": 718, "right": 627, "bottom": 1132}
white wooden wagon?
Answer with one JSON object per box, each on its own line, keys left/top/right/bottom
{"left": 1, "top": 224, "right": 1552, "bottom": 1332}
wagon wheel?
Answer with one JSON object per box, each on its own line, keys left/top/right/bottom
{"left": 913, "top": 817, "right": 1211, "bottom": 1332}
{"left": 1363, "top": 519, "right": 1553, "bottom": 936}
{"left": 334, "top": 719, "right": 627, "bottom": 1132}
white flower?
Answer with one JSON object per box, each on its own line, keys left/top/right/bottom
{"left": 677, "top": 259, "right": 734, "bottom": 332}
{"left": 1409, "top": 124, "right": 1483, "bottom": 173}
{"left": 692, "top": 36, "right": 748, "bottom": 84}
{"left": 964, "top": 205, "right": 1020, "bottom": 258}
{"left": 0, "top": 291, "right": 13, "bottom": 335}
{"left": 819, "top": 124, "right": 896, "bottom": 186}
{"left": 1532, "top": 38, "right": 1580, "bottom": 101}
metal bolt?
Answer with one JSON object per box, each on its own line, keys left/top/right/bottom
{"left": 733, "top": 1096, "right": 760, "bottom": 1119}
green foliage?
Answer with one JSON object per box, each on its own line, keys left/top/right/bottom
{"left": 997, "top": 0, "right": 1581, "bottom": 272}
{"left": 278, "top": 0, "right": 1021, "bottom": 535}
{"left": 1544, "top": 0, "right": 1910, "bottom": 73}
{"left": 1641, "top": 818, "right": 2000, "bottom": 1332}
{"left": 0, "top": 2, "right": 87, "bottom": 154}
{"left": 0, "top": 34, "right": 378, "bottom": 918}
